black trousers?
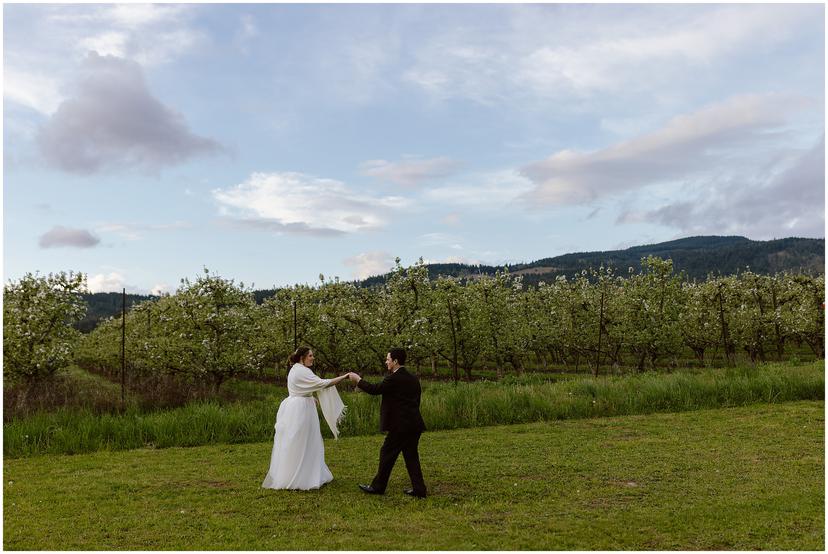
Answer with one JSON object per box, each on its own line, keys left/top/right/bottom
{"left": 370, "top": 430, "right": 427, "bottom": 496}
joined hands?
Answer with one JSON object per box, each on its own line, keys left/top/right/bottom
{"left": 347, "top": 372, "right": 361, "bottom": 384}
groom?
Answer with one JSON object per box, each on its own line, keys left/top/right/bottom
{"left": 348, "top": 348, "right": 427, "bottom": 498}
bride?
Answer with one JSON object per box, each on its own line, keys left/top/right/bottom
{"left": 262, "top": 346, "right": 350, "bottom": 490}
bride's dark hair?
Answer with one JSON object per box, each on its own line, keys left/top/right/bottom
{"left": 288, "top": 346, "right": 312, "bottom": 367}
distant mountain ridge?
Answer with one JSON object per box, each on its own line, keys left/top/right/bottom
{"left": 361, "top": 235, "right": 824, "bottom": 286}
{"left": 78, "top": 235, "right": 824, "bottom": 331}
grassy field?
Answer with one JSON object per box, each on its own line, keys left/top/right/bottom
{"left": 4, "top": 360, "right": 823, "bottom": 458}
{"left": 3, "top": 400, "right": 823, "bottom": 550}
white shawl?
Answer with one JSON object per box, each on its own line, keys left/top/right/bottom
{"left": 288, "top": 363, "right": 347, "bottom": 439}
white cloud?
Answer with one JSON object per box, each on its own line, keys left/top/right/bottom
{"left": 46, "top": 4, "right": 190, "bottom": 27}
{"left": 37, "top": 53, "right": 222, "bottom": 174}
{"left": 441, "top": 213, "right": 461, "bottom": 226}
{"left": 86, "top": 272, "right": 126, "bottom": 293}
{"left": 78, "top": 31, "right": 129, "bottom": 58}
{"left": 4, "top": 4, "right": 203, "bottom": 118}
{"left": 520, "top": 93, "right": 812, "bottom": 205}
{"left": 213, "top": 171, "right": 410, "bottom": 235}
{"left": 617, "top": 136, "right": 825, "bottom": 239}
{"left": 360, "top": 156, "right": 460, "bottom": 186}
{"left": 38, "top": 226, "right": 100, "bottom": 249}
{"left": 403, "top": 4, "right": 815, "bottom": 105}
{"left": 421, "top": 255, "right": 483, "bottom": 266}
{"left": 96, "top": 221, "right": 191, "bottom": 241}
{"left": 343, "top": 251, "right": 396, "bottom": 279}
{"left": 130, "top": 28, "right": 206, "bottom": 66}
{"left": 103, "top": 4, "right": 189, "bottom": 28}
{"left": 316, "top": 26, "right": 400, "bottom": 105}
{"left": 424, "top": 170, "right": 534, "bottom": 209}
{"left": 86, "top": 269, "right": 165, "bottom": 295}
{"left": 262, "top": 11, "right": 402, "bottom": 108}
{"left": 240, "top": 14, "right": 258, "bottom": 39}
{"left": 234, "top": 14, "right": 259, "bottom": 53}
{"left": 599, "top": 115, "right": 665, "bottom": 139}
{"left": 150, "top": 283, "right": 174, "bottom": 296}
{"left": 418, "top": 233, "right": 464, "bottom": 250}
{"left": 403, "top": 39, "right": 509, "bottom": 105}
{"left": 53, "top": 4, "right": 203, "bottom": 65}
{"left": 4, "top": 68, "right": 63, "bottom": 115}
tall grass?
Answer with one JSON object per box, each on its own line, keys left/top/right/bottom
{"left": 415, "top": 362, "right": 824, "bottom": 430}
{"left": 4, "top": 361, "right": 823, "bottom": 458}
{"left": 3, "top": 366, "right": 131, "bottom": 421}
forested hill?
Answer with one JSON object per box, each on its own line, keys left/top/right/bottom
{"left": 78, "top": 235, "right": 823, "bottom": 330}
{"left": 520, "top": 235, "right": 825, "bottom": 282}
{"left": 361, "top": 235, "right": 824, "bottom": 286}
{"left": 78, "top": 292, "right": 155, "bottom": 332}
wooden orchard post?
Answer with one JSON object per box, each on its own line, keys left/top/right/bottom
{"left": 121, "top": 288, "right": 126, "bottom": 405}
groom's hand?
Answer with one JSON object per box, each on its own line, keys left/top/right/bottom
{"left": 348, "top": 372, "right": 361, "bottom": 384}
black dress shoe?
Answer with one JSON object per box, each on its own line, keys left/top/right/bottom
{"left": 404, "top": 488, "right": 427, "bottom": 498}
{"left": 359, "top": 484, "right": 383, "bottom": 495}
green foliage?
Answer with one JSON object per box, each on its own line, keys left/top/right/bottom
{"left": 254, "top": 288, "right": 299, "bottom": 379}
{"left": 469, "top": 271, "right": 531, "bottom": 378}
{"left": 622, "top": 257, "right": 685, "bottom": 369}
{"left": 679, "top": 279, "right": 720, "bottom": 364}
{"left": 166, "top": 270, "right": 263, "bottom": 390}
{"left": 76, "top": 236, "right": 825, "bottom": 327}
{"left": 300, "top": 276, "right": 376, "bottom": 374}
{"left": 76, "top": 269, "right": 263, "bottom": 393}
{"left": 430, "top": 276, "right": 483, "bottom": 379}
{"left": 8, "top": 256, "right": 823, "bottom": 419}
{"left": 382, "top": 257, "right": 432, "bottom": 364}
{"left": 783, "top": 274, "right": 826, "bottom": 358}
{"left": 69, "top": 258, "right": 827, "bottom": 394}
{"left": 3, "top": 271, "right": 87, "bottom": 383}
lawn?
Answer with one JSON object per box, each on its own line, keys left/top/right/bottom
{"left": 3, "top": 400, "right": 823, "bottom": 550}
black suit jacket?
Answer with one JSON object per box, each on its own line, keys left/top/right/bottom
{"left": 357, "top": 367, "right": 426, "bottom": 434}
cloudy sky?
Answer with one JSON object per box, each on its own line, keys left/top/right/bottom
{"left": 4, "top": 3, "right": 825, "bottom": 294}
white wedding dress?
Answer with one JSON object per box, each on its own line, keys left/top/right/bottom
{"left": 262, "top": 363, "right": 346, "bottom": 490}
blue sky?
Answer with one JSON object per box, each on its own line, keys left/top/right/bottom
{"left": 4, "top": 2, "right": 825, "bottom": 294}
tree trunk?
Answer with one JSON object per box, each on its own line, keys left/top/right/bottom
{"left": 717, "top": 287, "right": 735, "bottom": 366}
{"left": 594, "top": 289, "right": 604, "bottom": 377}
{"left": 636, "top": 351, "right": 646, "bottom": 372}
{"left": 691, "top": 346, "right": 705, "bottom": 365}
{"left": 745, "top": 345, "right": 757, "bottom": 365}
{"left": 611, "top": 344, "right": 623, "bottom": 367}
{"left": 770, "top": 285, "right": 785, "bottom": 361}
{"left": 446, "top": 297, "right": 459, "bottom": 383}
{"left": 804, "top": 336, "right": 825, "bottom": 359}
{"left": 753, "top": 288, "right": 767, "bottom": 363}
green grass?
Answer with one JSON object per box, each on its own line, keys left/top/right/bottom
{"left": 405, "top": 343, "right": 822, "bottom": 379}
{"left": 3, "top": 401, "right": 823, "bottom": 550}
{"left": 220, "top": 377, "right": 282, "bottom": 400}
{"left": 4, "top": 361, "right": 823, "bottom": 458}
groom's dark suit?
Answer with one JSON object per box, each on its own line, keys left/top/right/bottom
{"left": 357, "top": 366, "right": 427, "bottom": 496}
